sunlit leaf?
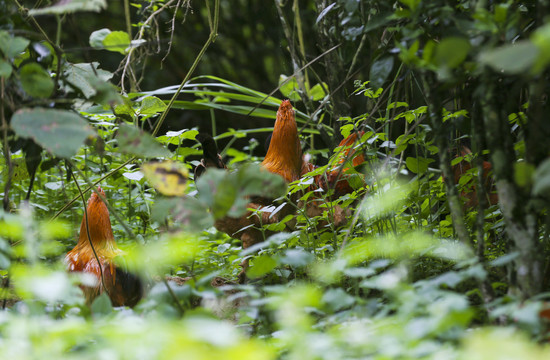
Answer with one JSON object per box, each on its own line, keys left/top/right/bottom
{"left": 406, "top": 156, "right": 433, "bottom": 174}
{"left": 308, "top": 83, "right": 327, "bottom": 101}
{"left": 246, "top": 255, "right": 277, "bottom": 279}
{"left": 140, "top": 96, "right": 168, "bottom": 115}
{"left": 142, "top": 161, "right": 188, "bottom": 196}
{"left": 279, "top": 75, "right": 301, "bottom": 101}
{"left": 89, "top": 28, "right": 111, "bottom": 48}
{"left": 122, "top": 171, "right": 144, "bottom": 181}
{"left": 29, "top": 0, "right": 107, "bottom": 15}
{"left": 103, "top": 31, "right": 131, "bottom": 55}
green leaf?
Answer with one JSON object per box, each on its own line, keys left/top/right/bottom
{"left": 117, "top": 124, "right": 172, "bottom": 158}
{"left": 28, "top": 0, "right": 107, "bottom": 15}
{"left": 102, "top": 31, "right": 131, "bottom": 55}
{"left": 279, "top": 75, "right": 301, "bottom": 101}
{"left": 196, "top": 164, "right": 287, "bottom": 219}
{"left": 0, "top": 59, "right": 12, "bottom": 78}
{"left": 63, "top": 62, "right": 115, "bottom": 100}
{"left": 308, "top": 83, "right": 327, "bottom": 101}
{"left": 140, "top": 96, "right": 168, "bottom": 115}
{"left": 19, "top": 63, "right": 54, "bottom": 98}
{"left": 91, "top": 292, "right": 113, "bottom": 315}
{"left": 89, "top": 28, "right": 112, "bottom": 48}
{"left": 11, "top": 108, "right": 95, "bottom": 158}
{"left": 532, "top": 158, "right": 550, "bottom": 196}
{"left": 322, "top": 288, "right": 356, "bottom": 312}
{"left": 195, "top": 168, "right": 237, "bottom": 219}
{"left": 370, "top": 56, "right": 394, "bottom": 89}
{"left": 406, "top": 156, "right": 433, "bottom": 174}
{"left": 479, "top": 41, "right": 539, "bottom": 74}
{"left": 279, "top": 249, "right": 314, "bottom": 268}
{"left": 246, "top": 255, "right": 277, "bottom": 279}
{"left": 434, "top": 37, "right": 471, "bottom": 69}
{"left": 0, "top": 31, "right": 30, "bottom": 58}
{"left": 514, "top": 162, "right": 534, "bottom": 188}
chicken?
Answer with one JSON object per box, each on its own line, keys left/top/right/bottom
{"left": 299, "top": 131, "right": 367, "bottom": 226}
{"left": 451, "top": 146, "right": 498, "bottom": 208}
{"left": 261, "top": 100, "right": 303, "bottom": 183}
{"left": 196, "top": 100, "right": 301, "bottom": 282}
{"left": 65, "top": 187, "right": 143, "bottom": 307}
{"left": 312, "top": 130, "right": 366, "bottom": 199}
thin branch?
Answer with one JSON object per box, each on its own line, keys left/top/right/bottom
{"left": 151, "top": 0, "right": 219, "bottom": 137}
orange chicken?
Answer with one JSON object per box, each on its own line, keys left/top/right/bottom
{"left": 451, "top": 146, "right": 498, "bottom": 208}
{"left": 196, "top": 100, "right": 301, "bottom": 282}
{"left": 66, "top": 187, "right": 142, "bottom": 307}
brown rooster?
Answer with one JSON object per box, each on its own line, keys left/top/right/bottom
{"left": 317, "top": 130, "right": 366, "bottom": 199}
{"left": 197, "top": 100, "right": 301, "bottom": 282}
{"left": 300, "top": 130, "right": 367, "bottom": 226}
{"left": 451, "top": 146, "right": 498, "bottom": 208}
{"left": 66, "top": 187, "right": 143, "bottom": 307}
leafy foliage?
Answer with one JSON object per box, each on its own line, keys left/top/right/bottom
{"left": 1, "top": 0, "right": 550, "bottom": 359}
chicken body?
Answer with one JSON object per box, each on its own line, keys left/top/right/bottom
{"left": 261, "top": 100, "right": 303, "bottom": 183}
{"left": 300, "top": 130, "right": 367, "bottom": 226}
{"left": 66, "top": 187, "right": 142, "bottom": 307}
{"left": 195, "top": 101, "right": 301, "bottom": 282}
{"left": 451, "top": 146, "right": 498, "bottom": 208}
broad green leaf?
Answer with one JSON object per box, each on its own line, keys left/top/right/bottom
{"left": 532, "top": 158, "right": 550, "bottom": 196}
{"left": 19, "top": 63, "right": 54, "bottom": 98}
{"left": 28, "top": 0, "right": 107, "bottom": 15}
{"left": 479, "top": 41, "right": 538, "bottom": 74}
{"left": 103, "top": 31, "right": 131, "bottom": 55}
{"left": 140, "top": 96, "right": 168, "bottom": 115}
{"left": 308, "top": 83, "right": 327, "bottom": 101}
{"left": 406, "top": 156, "right": 433, "bottom": 174}
{"left": 434, "top": 37, "right": 471, "bottom": 69}
{"left": 322, "top": 288, "right": 356, "bottom": 312}
{"left": 370, "top": 56, "right": 394, "bottom": 89}
{"left": 279, "top": 249, "right": 314, "bottom": 268}
{"left": 531, "top": 23, "right": 550, "bottom": 73}
{"left": 171, "top": 196, "right": 214, "bottom": 231}
{"left": 11, "top": 108, "right": 95, "bottom": 158}
{"left": 91, "top": 292, "right": 113, "bottom": 315}
{"left": 279, "top": 75, "right": 301, "bottom": 101}
{"left": 63, "top": 62, "right": 115, "bottom": 100}
{"left": 399, "top": 0, "right": 420, "bottom": 11}
{"left": 246, "top": 255, "right": 277, "bottom": 279}
{"left": 117, "top": 124, "right": 172, "bottom": 158}
{"left": 0, "top": 31, "right": 30, "bottom": 58}
{"left": 195, "top": 168, "right": 237, "bottom": 219}
{"left": 89, "top": 28, "right": 112, "bottom": 48}
{"left": 142, "top": 161, "right": 188, "bottom": 196}
{"left": 196, "top": 164, "right": 287, "bottom": 219}
{"left": 514, "top": 162, "right": 534, "bottom": 188}
{"left": 0, "top": 59, "right": 12, "bottom": 78}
